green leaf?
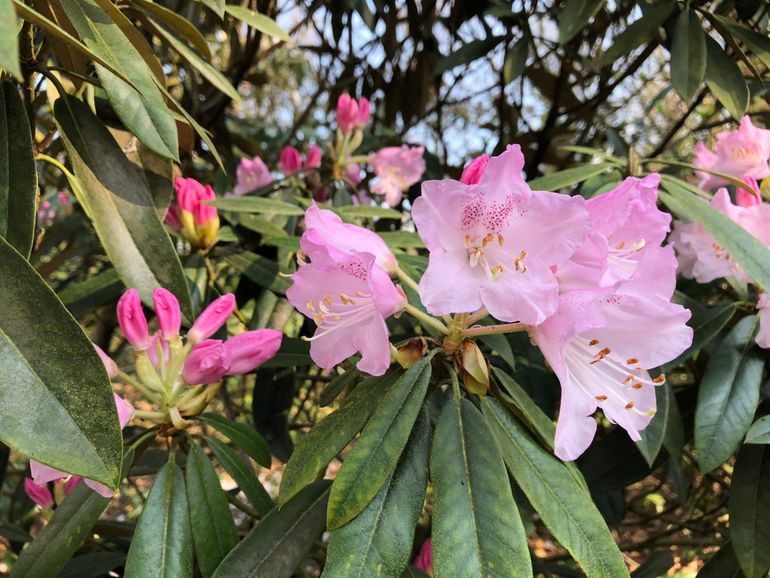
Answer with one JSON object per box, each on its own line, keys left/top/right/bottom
{"left": 503, "top": 36, "right": 528, "bottom": 85}
{"left": 482, "top": 398, "right": 629, "bottom": 578}
{"left": 636, "top": 381, "right": 683, "bottom": 466}
{"left": 59, "top": 0, "right": 178, "bottom": 160}
{"left": 434, "top": 36, "right": 505, "bottom": 76}
{"left": 212, "top": 481, "right": 330, "bottom": 578}
{"left": 207, "top": 437, "right": 273, "bottom": 516}
{"left": 0, "top": 0, "right": 20, "bottom": 78}
{"left": 0, "top": 236, "right": 122, "bottom": 487}
{"left": 327, "top": 355, "right": 433, "bottom": 529}
{"left": 129, "top": 0, "right": 211, "bottom": 59}
{"left": 746, "top": 416, "right": 770, "bottom": 444}
{"left": 729, "top": 444, "right": 770, "bottom": 578}
{"left": 670, "top": 9, "right": 707, "bottom": 101}
{"left": 718, "top": 16, "right": 770, "bottom": 70}
{"left": 261, "top": 337, "right": 310, "bottom": 368}
{"left": 324, "top": 409, "right": 430, "bottom": 578}
{"left": 660, "top": 181, "right": 770, "bottom": 293}
{"left": 262, "top": 235, "right": 300, "bottom": 251}
{"left": 185, "top": 445, "right": 238, "bottom": 578}
{"left": 54, "top": 96, "right": 193, "bottom": 319}
{"left": 195, "top": 0, "right": 224, "bottom": 18}
{"left": 599, "top": 1, "right": 674, "bottom": 67}
{"left": 223, "top": 5, "right": 290, "bottom": 41}
{"left": 431, "top": 397, "right": 532, "bottom": 577}
{"left": 377, "top": 231, "right": 425, "bottom": 249}
{"left": 208, "top": 196, "right": 304, "bottom": 215}
{"left": 199, "top": 413, "right": 271, "bottom": 468}
{"left": 559, "top": 0, "right": 605, "bottom": 44}
{"left": 225, "top": 251, "right": 291, "bottom": 294}
{"left": 58, "top": 268, "right": 123, "bottom": 318}
{"left": 695, "top": 316, "right": 764, "bottom": 473}
{"left": 59, "top": 552, "right": 127, "bottom": 578}
{"left": 319, "top": 368, "right": 360, "bottom": 406}
{"left": 280, "top": 371, "right": 396, "bottom": 506}
{"left": 492, "top": 368, "right": 556, "bottom": 449}
{"left": 705, "top": 36, "right": 750, "bottom": 120}
{"left": 238, "top": 214, "right": 288, "bottom": 238}
{"left": 697, "top": 542, "right": 745, "bottom": 578}
{"left": 528, "top": 162, "right": 612, "bottom": 191}
{"left": 0, "top": 80, "right": 36, "bottom": 257}
{"left": 660, "top": 301, "right": 736, "bottom": 372}
{"left": 125, "top": 461, "right": 193, "bottom": 578}
{"left": 336, "top": 205, "right": 403, "bottom": 220}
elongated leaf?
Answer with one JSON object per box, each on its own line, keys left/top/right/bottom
{"left": 695, "top": 316, "right": 763, "bottom": 473}
{"left": 697, "top": 542, "right": 745, "bottom": 578}
{"left": 600, "top": 1, "right": 673, "bottom": 66}
{"left": 670, "top": 9, "right": 707, "bottom": 100}
{"left": 199, "top": 413, "right": 271, "bottom": 468}
{"left": 431, "top": 397, "right": 531, "bottom": 577}
{"left": 59, "top": 552, "right": 127, "bottom": 578}
{"left": 503, "top": 36, "right": 528, "bottom": 85}
{"left": 319, "top": 368, "right": 360, "bottom": 406}
{"left": 324, "top": 410, "right": 430, "bottom": 578}
{"left": 529, "top": 162, "right": 612, "bottom": 191}
{"left": 483, "top": 398, "right": 629, "bottom": 578}
{"left": 280, "top": 371, "right": 396, "bottom": 506}
{"left": 0, "top": 80, "right": 36, "bottom": 257}
{"left": 719, "top": 16, "right": 770, "bottom": 70}
{"left": 661, "top": 301, "right": 736, "bottom": 372}
{"left": 196, "top": 0, "right": 224, "bottom": 18}
{"left": 0, "top": 236, "right": 122, "bottom": 487}
{"left": 212, "top": 481, "right": 330, "bottom": 578}
{"left": 336, "top": 205, "right": 403, "bottom": 220}
{"left": 238, "top": 214, "right": 288, "bottom": 237}
{"left": 729, "top": 444, "right": 770, "bottom": 578}
{"left": 746, "top": 416, "right": 770, "bottom": 444}
{"left": 125, "top": 461, "right": 193, "bottom": 578}
{"left": 130, "top": 0, "right": 211, "bottom": 59}
{"left": 186, "top": 445, "right": 238, "bottom": 578}
{"left": 224, "top": 5, "right": 290, "bottom": 41}
{"left": 208, "top": 196, "right": 303, "bottom": 215}
{"left": 636, "top": 381, "right": 683, "bottom": 465}
{"left": 559, "top": 0, "right": 605, "bottom": 44}
{"left": 0, "top": 0, "right": 20, "bottom": 78}
{"left": 660, "top": 181, "right": 770, "bottom": 292}
{"left": 59, "top": 0, "right": 178, "bottom": 160}
{"left": 327, "top": 356, "right": 433, "bottom": 529}
{"left": 434, "top": 36, "right": 504, "bottom": 76}
{"left": 54, "top": 96, "right": 193, "bottom": 319}
{"left": 226, "top": 251, "right": 291, "bottom": 294}
{"left": 207, "top": 437, "right": 273, "bottom": 516}
{"left": 705, "top": 36, "right": 749, "bottom": 120}
{"left": 378, "top": 231, "right": 425, "bottom": 249}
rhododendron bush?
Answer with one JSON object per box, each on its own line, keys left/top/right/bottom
{"left": 3, "top": 1, "right": 770, "bottom": 577}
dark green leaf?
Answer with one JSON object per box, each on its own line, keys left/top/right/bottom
{"left": 528, "top": 162, "right": 612, "bottom": 191}
{"left": 503, "top": 36, "right": 528, "bottom": 85}
{"left": 746, "top": 416, "right": 770, "bottom": 444}
{"left": 327, "top": 357, "right": 433, "bottom": 529}
{"left": 208, "top": 196, "right": 303, "bottom": 216}
{"left": 208, "top": 437, "right": 273, "bottom": 516}
{"left": 0, "top": 0, "right": 20, "bottom": 78}
{"left": 637, "top": 381, "right": 683, "bottom": 465}
{"left": 705, "top": 36, "right": 750, "bottom": 120}
{"left": 559, "top": 0, "right": 606, "bottom": 44}
{"left": 483, "top": 398, "right": 629, "bottom": 578}
{"left": 199, "top": 413, "right": 271, "bottom": 468}
{"left": 324, "top": 410, "right": 430, "bottom": 578}
{"left": 223, "top": 5, "right": 290, "bottom": 41}
{"left": 58, "top": 552, "right": 127, "bottom": 578}
{"left": 262, "top": 235, "right": 300, "bottom": 251}
{"left": 718, "top": 16, "right": 770, "bottom": 70}
{"left": 697, "top": 542, "right": 745, "bottom": 578}
{"left": 261, "top": 337, "right": 311, "bottom": 368}
{"left": 125, "top": 461, "right": 193, "bottom": 578}
{"left": 377, "top": 231, "right": 425, "bottom": 249}
{"left": 238, "top": 214, "right": 288, "bottom": 238}
{"left": 695, "top": 316, "right": 763, "bottom": 473}
{"left": 600, "top": 1, "right": 674, "bottom": 66}
{"left": 0, "top": 236, "right": 122, "bottom": 487}
{"left": 319, "top": 367, "right": 360, "bottom": 407}
{"left": 195, "top": 0, "right": 224, "bottom": 18}
{"left": 186, "top": 445, "right": 238, "bottom": 578}
{"left": 54, "top": 96, "right": 193, "bottom": 319}
{"left": 130, "top": 0, "right": 211, "bottom": 59}
{"left": 661, "top": 301, "right": 736, "bottom": 372}
{"left": 226, "top": 251, "right": 291, "bottom": 294}
{"left": 631, "top": 551, "right": 674, "bottom": 578}
{"left": 58, "top": 268, "right": 124, "bottom": 318}
{"left": 434, "top": 36, "right": 505, "bottom": 76}
{"left": 212, "top": 481, "right": 330, "bottom": 578}
{"left": 431, "top": 397, "right": 532, "bottom": 577}
{"left": 670, "top": 9, "right": 707, "bottom": 101}
{"left": 729, "top": 444, "right": 770, "bottom": 578}
{"left": 0, "top": 80, "right": 36, "bottom": 257}
{"left": 336, "top": 205, "right": 403, "bottom": 220}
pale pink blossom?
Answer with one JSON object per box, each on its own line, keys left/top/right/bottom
{"left": 336, "top": 93, "right": 359, "bottom": 134}
{"left": 223, "top": 329, "right": 283, "bottom": 374}
{"left": 345, "top": 162, "right": 362, "bottom": 186}
{"left": 413, "top": 145, "right": 590, "bottom": 324}
{"left": 757, "top": 293, "right": 770, "bottom": 349}
{"left": 117, "top": 289, "right": 149, "bottom": 350}
{"left": 355, "top": 97, "right": 371, "bottom": 128}
{"left": 370, "top": 146, "right": 425, "bottom": 206}
{"left": 414, "top": 538, "right": 433, "bottom": 572}
{"left": 287, "top": 233, "right": 406, "bottom": 376}
{"left": 693, "top": 116, "right": 770, "bottom": 189}
{"left": 460, "top": 154, "right": 490, "bottom": 185}
{"left": 182, "top": 339, "right": 231, "bottom": 385}
{"left": 233, "top": 156, "right": 272, "bottom": 196}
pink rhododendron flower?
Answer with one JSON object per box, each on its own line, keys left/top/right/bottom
{"left": 287, "top": 230, "right": 406, "bottom": 376}
{"left": 532, "top": 248, "right": 692, "bottom": 461}
{"left": 355, "top": 97, "right": 371, "bottom": 128}
{"left": 30, "top": 394, "right": 134, "bottom": 498}
{"left": 460, "top": 154, "right": 490, "bottom": 185}
{"left": 414, "top": 538, "right": 433, "bottom": 572}
{"left": 24, "top": 478, "right": 54, "bottom": 509}
{"left": 280, "top": 146, "right": 302, "bottom": 174}
{"left": 305, "top": 144, "right": 322, "bottom": 168}
{"left": 345, "top": 162, "right": 362, "bottom": 186}
{"left": 117, "top": 288, "right": 149, "bottom": 350}
{"left": 412, "top": 144, "right": 590, "bottom": 324}
{"left": 233, "top": 156, "right": 272, "bottom": 196}
{"left": 371, "top": 146, "right": 426, "bottom": 206}
{"left": 182, "top": 339, "right": 231, "bottom": 385}
{"left": 153, "top": 288, "right": 181, "bottom": 340}
{"left": 224, "top": 329, "right": 283, "bottom": 374}
{"left": 336, "top": 93, "right": 359, "bottom": 134}
{"left": 693, "top": 116, "right": 770, "bottom": 189}
{"left": 736, "top": 177, "right": 762, "bottom": 207}
{"left": 303, "top": 202, "right": 397, "bottom": 273}
{"left": 189, "top": 293, "right": 235, "bottom": 343}
{"left": 757, "top": 293, "right": 770, "bottom": 349}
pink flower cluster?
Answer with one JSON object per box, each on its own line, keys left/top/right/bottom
{"left": 370, "top": 145, "right": 426, "bottom": 206}
{"left": 280, "top": 143, "right": 322, "bottom": 175}
{"left": 229, "top": 144, "right": 322, "bottom": 198}
{"left": 336, "top": 94, "right": 371, "bottom": 134}
{"left": 165, "top": 177, "right": 220, "bottom": 249}
{"left": 286, "top": 204, "right": 406, "bottom": 376}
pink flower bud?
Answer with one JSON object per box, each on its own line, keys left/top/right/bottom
{"left": 114, "top": 393, "right": 134, "bottom": 428}
{"left": 147, "top": 334, "right": 169, "bottom": 369}
{"left": 345, "top": 162, "right": 362, "bottom": 186}
{"left": 93, "top": 344, "right": 118, "bottom": 379}
{"left": 737, "top": 177, "right": 762, "bottom": 207}
{"left": 193, "top": 185, "right": 218, "bottom": 226}
{"left": 175, "top": 177, "right": 206, "bottom": 212}
{"left": 280, "top": 146, "right": 302, "bottom": 174}
{"left": 64, "top": 476, "right": 81, "bottom": 495}
{"left": 355, "top": 97, "right": 371, "bottom": 128}
{"left": 164, "top": 206, "right": 182, "bottom": 231}
{"left": 24, "top": 478, "right": 54, "bottom": 509}
{"left": 460, "top": 154, "right": 490, "bottom": 185}
{"left": 117, "top": 289, "right": 149, "bottom": 350}
{"left": 305, "top": 144, "right": 322, "bottom": 168}
{"left": 188, "top": 294, "right": 235, "bottom": 343}
{"left": 414, "top": 538, "right": 433, "bottom": 571}
{"left": 182, "top": 339, "right": 231, "bottom": 385}
{"left": 224, "top": 329, "right": 283, "bottom": 375}
{"left": 153, "top": 288, "right": 181, "bottom": 340}
{"left": 336, "top": 93, "right": 359, "bottom": 134}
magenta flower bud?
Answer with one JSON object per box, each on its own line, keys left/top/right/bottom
{"left": 192, "top": 184, "right": 218, "bottom": 226}
{"left": 175, "top": 177, "right": 206, "bottom": 213}
{"left": 24, "top": 478, "right": 54, "bottom": 509}
{"left": 336, "top": 93, "right": 359, "bottom": 134}
{"left": 117, "top": 289, "right": 150, "bottom": 350}
{"left": 304, "top": 144, "right": 322, "bottom": 168}
{"left": 355, "top": 97, "right": 371, "bottom": 128}
{"left": 182, "top": 339, "right": 231, "bottom": 385}
{"left": 280, "top": 146, "right": 302, "bottom": 174}
{"left": 147, "top": 334, "right": 170, "bottom": 369}
{"left": 153, "top": 288, "right": 182, "bottom": 340}
{"left": 164, "top": 206, "right": 182, "bottom": 231}
{"left": 93, "top": 344, "right": 118, "bottom": 379}
{"left": 460, "top": 154, "right": 490, "bottom": 185}
{"left": 64, "top": 476, "right": 82, "bottom": 495}
{"left": 188, "top": 293, "right": 235, "bottom": 343}
{"left": 224, "top": 329, "right": 283, "bottom": 375}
